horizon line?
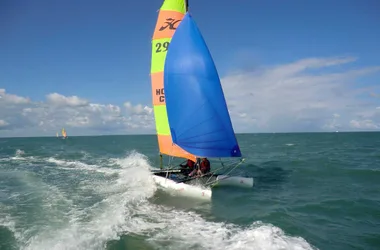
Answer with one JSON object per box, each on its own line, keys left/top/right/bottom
{"left": 1, "top": 130, "right": 379, "bottom": 139}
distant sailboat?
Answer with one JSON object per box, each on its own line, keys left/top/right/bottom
{"left": 56, "top": 132, "right": 59, "bottom": 137}
{"left": 61, "top": 128, "right": 67, "bottom": 139}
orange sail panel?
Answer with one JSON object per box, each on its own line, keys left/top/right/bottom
{"left": 61, "top": 128, "right": 67, "bottom": 138}
{"left": 150, "top": 1, "right": 196, "bottom": 161}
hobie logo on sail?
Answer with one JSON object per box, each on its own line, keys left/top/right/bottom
{"left": 159, "top": 18, "right": 181, "bottom": 31}
{"left": 156, "top": 88, "right": 165, "bottom": 102}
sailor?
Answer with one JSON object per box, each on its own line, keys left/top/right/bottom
{"left": 189, "top": 158, "right": 210, "bottom": 177}
{"left": 200, "top": 157, "right": 211, "bottom": 174}
{"left": 180, "top": 159, "right": 195, "bottom": 175}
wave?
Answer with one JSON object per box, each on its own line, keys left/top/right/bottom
{"left": 0, "top": 150, "right": 316, "bottom": 250}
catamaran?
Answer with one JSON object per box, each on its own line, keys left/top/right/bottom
{"left": 61, "top": 128, "right": 67, "bottom": 139}
{"left": 150, "top": 0, "right": 253, "bottom": 200}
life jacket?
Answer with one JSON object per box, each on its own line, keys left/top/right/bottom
{"left": 187, "top": 160, "right": 195, "bottom": 169}
{"left": 200, "top": 159, "right": 210, "bottom": 173}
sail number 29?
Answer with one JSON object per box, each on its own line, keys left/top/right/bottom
{"left": 155, "top": 42, "right": 169, "bottom": 53}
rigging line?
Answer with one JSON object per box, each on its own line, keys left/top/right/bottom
{"left": 178, "top": 158, "right": 241, "bottom": 184}
{"left": 220, "top": 158, "right": 225, "bottom": 168}
{"left": 205, "top": 158, "right": 246, "bottom": 186}
{"left": 181, "top": 160, "right": 240, "bottom": 184}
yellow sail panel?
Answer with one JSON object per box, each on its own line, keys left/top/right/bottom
{"left": 151, "top": 0, "right": 196, "bottom": 161}
{"left": 61, "top": 128, "right": 67, "bottom": 138}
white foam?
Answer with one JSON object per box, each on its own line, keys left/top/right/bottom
{"left": 15, "top": 149, "right": 25, "bottom": 156}
{"left": 0, "top": 183, "right": 74, "bottom": 249}
{"left": 123, "top": 203, "right": 316, "bottom": 250}
{"left": 46, "top": 157, "right": 116, "bottom": 174}
{"left": 22, "top": 151, "right": 157, "bottom": 250}
{"left": 0, "top": 214, "right": 18, "bottom": 238}
{"left": 0, "top": 213, "right": 26, "bottom": 250}
{"left": 7, "top": 149, "right": 36, "bottom": 161}
{"left": 3, "top": 150, "right": 316, "bottom": 250}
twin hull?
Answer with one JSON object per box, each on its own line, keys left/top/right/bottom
{"left": 152, "top": 173, "right": 254, "bottom": 200}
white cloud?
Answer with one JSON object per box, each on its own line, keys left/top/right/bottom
{"left": 46, "top": 93, "right": 88, "bottom": 107}
{"left": 0, "top": 88, "right": 30, "bottom": 104}
{"left": 1, "top": 56, "right": 379, "bottom": 137}
{"left": 124, "top": 102, "right": 153, "bottom": 116}
{"left": 0, "top": 119, "right": 9, "bottom": 128}
{"left": 323, "top": 113, "right": 342, "bottom": 130}
{"left": 349, "top": 119, "right": 378, "bottom": 129}
{"left": 0, "top": 91, "right": 155, "bottom": 137}
{"left": 221, "top": 56, "right": 380, "bottom": 132}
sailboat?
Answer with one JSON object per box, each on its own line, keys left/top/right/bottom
{"left": 61, "top": 128, "right": 67, "bottom": 139}
{"left": 150, "top": 0, "right": 253, "bottom": 199}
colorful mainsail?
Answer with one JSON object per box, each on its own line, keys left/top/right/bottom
{"left": 61, "top": 128, "right": 67, "bottom": 138}
{"left": 151, "top": 0, "right": 196, "bottom": 161}
{"left": 164, "top": 13, "right": 242, "bottom": 158}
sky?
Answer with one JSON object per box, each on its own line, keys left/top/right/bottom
{"left": 0, "top": 0, "right": 380, "bottom": 137}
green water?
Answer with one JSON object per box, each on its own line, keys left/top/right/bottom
{"left": 0, "top": 133, "right": 379, "bottom": 250}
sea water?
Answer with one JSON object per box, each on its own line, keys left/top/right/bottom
{"left": 0, "top": 133, "right": 379, "bottom": 250}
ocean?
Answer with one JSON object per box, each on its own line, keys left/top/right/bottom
{"left": 0, "top": 133, "right": 379, "bottom": 250}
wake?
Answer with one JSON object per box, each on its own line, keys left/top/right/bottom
{"left": 0, "top": 150, "right": 317, "bottom": 250}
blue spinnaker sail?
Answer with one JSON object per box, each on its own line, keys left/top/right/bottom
{"left": 164, "top": 13, "right": 241, "bottom": 158}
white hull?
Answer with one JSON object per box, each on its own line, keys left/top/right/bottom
{"left": 214, "top": 175, "right": 254, "bottom": 188}
{"left": 152, "top": 175, "right": 212, "bottom": 200}
{"left": 152, "top": 170, "right": 254, "bottom": 200}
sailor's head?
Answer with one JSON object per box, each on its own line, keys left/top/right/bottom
{"left": 201, "top": 157, "right": 207, "bottom": 160}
